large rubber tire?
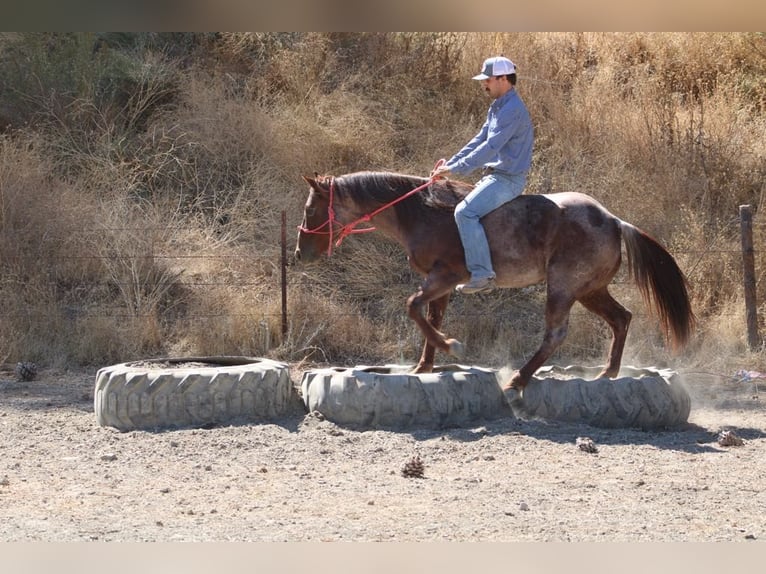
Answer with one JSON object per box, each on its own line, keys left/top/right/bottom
{"left": 300, "top": 364, "right": 513, "bottom": 430}
{"left": 94, "top": 356, "right": 303, "bottom": 431}
{"left": 508, "top": 365, "right": 691, "bottom": 429}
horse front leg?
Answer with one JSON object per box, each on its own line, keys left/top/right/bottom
{"left": 413, "top": 293, "right": 451, "bottom": 373}
{"left": 407, "top": 285, "right": 463, "bottom": 370}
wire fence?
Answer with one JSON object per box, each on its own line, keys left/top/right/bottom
{"left": 2, "top": 208, "right": 764, "bottom": 347}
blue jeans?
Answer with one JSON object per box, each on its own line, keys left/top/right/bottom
{"left": 454, "top": 171, "right": 527, "bottom": 280}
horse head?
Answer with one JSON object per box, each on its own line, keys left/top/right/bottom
{"left": 295, "top": 174, "right": 333, "bottom": 262}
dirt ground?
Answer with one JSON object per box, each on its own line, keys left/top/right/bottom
{"left": 0, "top": 363, "right": 764, "bottom": 542}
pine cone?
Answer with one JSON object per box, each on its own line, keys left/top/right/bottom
{"left": 718, "top": 430, "right": 744, "bottom": 447}
{"left": 401, "top": 455, "right": 425, "bottom": 478}
{"left": 576, "top": 436, "right": 598, "bottom": 453}
{"left": 15, "top": 361, "right": 37, "bottom": 382}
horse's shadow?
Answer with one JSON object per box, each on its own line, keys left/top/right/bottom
{"left": 403, "top": 415, "right": 765, "bottom": 454}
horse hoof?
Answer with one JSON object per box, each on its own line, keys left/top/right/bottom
{"left": 504, "top": 372, "right": 528, "bottom": 392}
{"left": 503, "top": 387, "right": 523, "bottom": 406}
{"left": 446, "top": 339, "right": 465, "bottom": 359}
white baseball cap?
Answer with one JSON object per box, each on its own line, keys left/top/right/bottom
{"left": 472, "top": 56, "right": 517, "bottom": 80}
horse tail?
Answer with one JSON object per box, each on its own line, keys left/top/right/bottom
{"left": 620, "top": 222, "right": 696, "bottom": 350}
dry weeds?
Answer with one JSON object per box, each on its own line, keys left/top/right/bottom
{"left": 0, "top": 33, "right": 764, "bottom": 379}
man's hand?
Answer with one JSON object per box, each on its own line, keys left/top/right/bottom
{"left": 431, "top": 164, "right": 452, "bottom": 179}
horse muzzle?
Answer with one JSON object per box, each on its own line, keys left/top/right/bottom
{"left": 293, "top": 245, "right": 321, "bottom": 264}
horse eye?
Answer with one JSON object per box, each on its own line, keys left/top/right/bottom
{"left": 306, "top": 207, "right": 316, "bottom": 216}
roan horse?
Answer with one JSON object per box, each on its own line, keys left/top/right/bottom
{"left": 294, "top": 171, "right": 695, "bottom": 392}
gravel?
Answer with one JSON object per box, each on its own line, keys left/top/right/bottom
{"left": 0, "top": 366, "right": 763, "bottom": 541}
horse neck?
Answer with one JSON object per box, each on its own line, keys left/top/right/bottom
{"left": 334, "top": 178, "right": 411, "bottom": 242}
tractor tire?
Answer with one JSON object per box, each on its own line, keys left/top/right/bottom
{"left": 300, "top": 364, "right": 513, "bottom": 430}
{"left": 94, "top": 356, "right": 303, "bottom": 431}
{"left": 507, "top": 365, "right": 691, "bottom": 429}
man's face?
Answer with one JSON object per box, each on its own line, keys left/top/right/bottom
{"left": 480, "top": 76, "right": 508, "bottom": 99}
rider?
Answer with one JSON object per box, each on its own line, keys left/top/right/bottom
{"left": 432, "top": 55, "right": 534, "bottom": 294}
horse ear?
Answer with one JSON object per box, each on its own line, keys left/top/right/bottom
{"left": 302, "top": 175, "right": 329, "bottom": 196}
{"left": 301, "top": 173, "right": 329, "bottom": 195}
{"left": 302, "top": 172, "right": 323, "bottom": 183}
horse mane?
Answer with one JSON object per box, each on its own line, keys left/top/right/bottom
{"left": 333, "top": 171, "right": 472, "bottom": 212}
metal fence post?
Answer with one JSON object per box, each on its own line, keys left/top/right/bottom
{"left": 281, "top": 210, "right": 288, "bottom": 341}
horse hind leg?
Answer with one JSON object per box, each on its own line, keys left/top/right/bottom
{"left": 578, "top": 288, "right": 632, "bottom": 378}
{"left": 505, "top": 292, "right": 575, "bottom": 391}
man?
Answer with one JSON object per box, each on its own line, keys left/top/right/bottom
{"left": 432, "top": 55, "right": 534, "bottom": 294}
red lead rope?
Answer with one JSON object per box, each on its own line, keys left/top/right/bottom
{"left": 300, "top": 159, "right": 446, "bottom": 256}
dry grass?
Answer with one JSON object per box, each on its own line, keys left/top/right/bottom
{"left": 1, "top": 32, "right": 765, "bottom": 378}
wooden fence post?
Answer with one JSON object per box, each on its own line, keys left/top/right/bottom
{"left": 739, "top": 204, "right": 760, "bottom": 350}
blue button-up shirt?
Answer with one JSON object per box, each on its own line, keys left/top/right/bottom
{"left": 445, "top": 88, "right": 533, "bottom": 177}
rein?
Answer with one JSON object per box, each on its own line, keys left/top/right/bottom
{"left": 299, "top": 160, "right": 446, "bottom": 256}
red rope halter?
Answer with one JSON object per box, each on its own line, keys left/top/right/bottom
{"left": 299, "top": 160, "right": 446, "bottom": 256}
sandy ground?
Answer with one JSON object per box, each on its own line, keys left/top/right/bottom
{"left": 0, "top": 364, "right": 764, "bottom": 542}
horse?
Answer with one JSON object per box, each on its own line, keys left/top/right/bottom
{"left": 294, "top": 170, "right": 695, "bottom": 393}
